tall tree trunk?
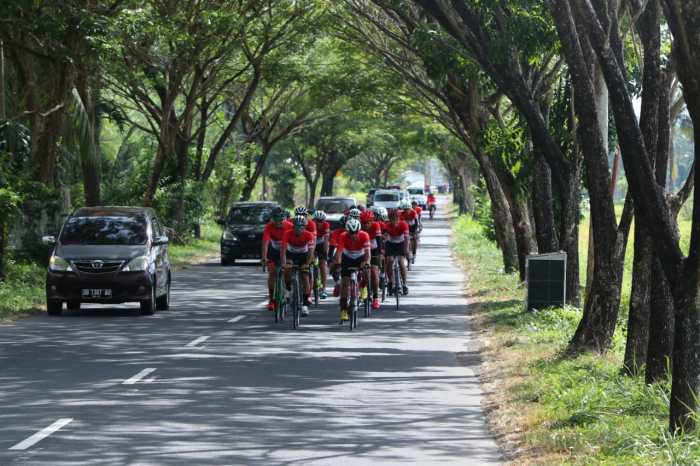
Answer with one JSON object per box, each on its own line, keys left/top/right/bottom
{"left": 240, "top": 144, "right": 272, "bottom": 201}
{"left": 532, "top": 152, "right": 558, "bottom": 252}
{"left": 624, "top": 226, "right": 653, "bottom": 374}
{"left": 320, "top": 165, "right": 337, "bottom": 197}
{"left": 552, "top": 0, "right": 624, "bottom": 352}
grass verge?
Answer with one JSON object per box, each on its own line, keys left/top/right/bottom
{"left": 0, "top": 223, "right": 220, "bottom": 321}
{"left": 452, "top": 215, "right": 700, "bottom": 465}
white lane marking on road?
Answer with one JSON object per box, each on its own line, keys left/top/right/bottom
{"left": 228, "top": 315, "right": 246, "bottom": 323}
{"left": 185, "top": 335, "right": 210, "bottom": 348}
{"left": 9, "top": 418, "right": 73, "bottom": 450}
{"left": 258, "top": 300, "right": 269, "bottom": 308}
{"left": 123, "top": 368, "right": 157, "bottom": 385}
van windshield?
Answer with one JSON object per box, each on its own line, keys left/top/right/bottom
{"left": 375, "top": 193, "right": 399, "bottom": 202}
{"left": 408, "top": 188, "right": 424, "bottom": 195}
{"left": 315, "top": 199, "right": 355, "bottom": 214}
{"left": 60, "top": 216, "right": 148, "bottom": 245}
{"left": 228, "top": 206, "right": 273, "bottom": 225}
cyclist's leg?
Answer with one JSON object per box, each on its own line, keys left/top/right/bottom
{"left": 267, "top": 265, "right": 276, "bottom": 301}
{"left": 370, "top": 252, "right": 380, "bottom": 299}
{"left": 399, "top": 244, "right": 408, "bottom": 284}
{"left": 319, "top": 248, "right": 328, "bottom": 290}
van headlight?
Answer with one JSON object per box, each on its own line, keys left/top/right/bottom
{"left": 49, "top": 255, "right": 73, "bottom": 272}
{"left": 122, "top": 256, "right": 149, "bottom": 272}
{"left": 223, "top": 230, "right": 238, "bottom": 241}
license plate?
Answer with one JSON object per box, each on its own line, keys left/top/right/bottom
{"left": 82, "top": 289, "right": 112, "bottom": 298}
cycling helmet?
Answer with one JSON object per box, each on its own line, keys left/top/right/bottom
{"left": 357, "top": 204, "right": 367, "bottom": 212}
{"left": 400, "top": 200, "right": 411, "bottom": 209}
{"left": 294, "top": 206, "right": 308, "bottom": 216}
{"left": 348, "top": 207, "right": 361, "bottom": 219}
{"left": 411, "top": 200, "right": 418, "bottom": 206}
{"left": 312, "top": 210, "right": 327, "bottom": 221}
{"left": 293, "top": 215, "right": 308, "bottom": 228}
{"left": 271, "top": 206, "right": 285, "bottom": 221}
{"left": 345, "top": 218, "right": 361, "bottom": 233}
{"left": 360, "top": 210, "right": 374, "bottom": 223}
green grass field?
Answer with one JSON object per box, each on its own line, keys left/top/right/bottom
{"left": 452, "top": 214, "right": 700, "bottom": 465}
{"left": 0, "top": 222, "right": 221, "bottom": 321}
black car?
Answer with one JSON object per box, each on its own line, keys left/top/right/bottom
{"left": 218, "top": 201, "right": 279, "bottom": 265}
{"left": 43, "top": 207, "right": 171, "bottom": 316}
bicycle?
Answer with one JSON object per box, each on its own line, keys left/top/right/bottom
{"left": 311, "top": 257, "right": 322, "bottom": 307}
{"left": 344, "top": 266, "right": 363, "bottom": 330}
{"left": 288, "top": 264, "right": 305, "bottom": 330}
{"left": 272, "top": 265, "right": 287, "bottom": 323}
{"left": 387, "top": 255, "right": 403, "bottom": 311}
{"left": 361, "top": 265, "right": 373, "bottom": 318}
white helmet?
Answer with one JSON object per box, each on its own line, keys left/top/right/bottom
{"left": 345, "top": 218, "right": 361, "bottom": 233}
{"left": 312, "top": 210, "right": 327, "bottom": 221}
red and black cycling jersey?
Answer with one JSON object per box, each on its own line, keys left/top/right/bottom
{"left": 362, "top": 221, "right": 383, "bottom": 250}
{"left": 401, "top": 208, "right": 419, "bottom": 226}
{"left": 305, "top": 218, "right": 317, "bottom": 238}
{"left": 281, "top": 229, "right": 315, "bottom": 254}
{"left": 329, "top": 228, "right": 344, "bottom": 247}
{"left": 414, "top": 206, "right": 423, "bottom": 217}
{"left": 383, "top": 221, "right": 409, "bottom": 243}
{"left": 262, "top": 220, "right": 292, "bottom": 250}
{"left": 427, "top": 194, "right": 436, "bottom": 205}
{"left": 337, "top": 230, "right": 371, "bottom": 259}
{"left": 315, "top": 220, "right": 331, "bottom": 244}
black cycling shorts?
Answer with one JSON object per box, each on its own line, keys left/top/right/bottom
{"left": 267, "top": 247, "right": 281, "bottom": 266}
{"left": 315, "top": 244, "right": 328, "bottom": 261}
{"left": 386, "top": 241, "right": 406, "bottom": 257}
{"left": 409, "top": 222, "right": 419, "bottom": 234}
{"left": 370, "top": 247, "right": 382, "bottom": 266}
{"left": 341, "top": 254, "right": 364, "bottom": 277}
{"left": 286, "top": 251, "right": 309, "bottom": 266}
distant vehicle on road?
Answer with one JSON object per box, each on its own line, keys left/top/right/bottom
{"left": 43, "top": 206, "right": 171, "bottom": 316}
{"left": 366, "top": 188, "right": 377, "bottom": 207}
{"left": 407, "top": 187, "right": 428, "bottom": 209}
{"left": 217, "top": 201, "right": 279, "bottom": 265}
{"left": 372, "top": 189, "right": 402, "bottom": 210}
{"left": 315, "top": 196, "right": 357, "bottom": 229}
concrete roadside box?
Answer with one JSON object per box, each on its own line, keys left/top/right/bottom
{"left": 526, "top": 252, "right": 567, "bottom": 311}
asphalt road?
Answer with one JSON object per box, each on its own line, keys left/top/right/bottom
{"left": 0, "top": 200, "right": 501, "bottom": 465}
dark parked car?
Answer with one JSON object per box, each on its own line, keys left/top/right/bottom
{"left": 218, "top": 201, "right": 279, "bottom": 265}
{"left": 43, "top": 207, "right": 171, "bottom": 316}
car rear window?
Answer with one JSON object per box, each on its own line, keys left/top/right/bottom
{"left": 228, "top": 206, "right": 273, "bottom": 224}
{"left": 375, "top": 193, "right": 399, "bottom": 202}
{"left": 315, "top": 199, "right": 355, "bottom": 213}
{"left": 408, "top": 188, "right": 424, "bottom": 195}
{"left": 60, "top": 216, "right": 148, "bottom": 245}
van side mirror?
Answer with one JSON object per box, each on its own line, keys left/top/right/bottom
{"left": 42, "top": 235, "right": 56, "bottom": 246}
{"left": 153, "top": 236, "right": 169, "bottom": 246}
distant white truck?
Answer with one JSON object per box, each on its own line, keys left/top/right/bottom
{"left": 407, "top": 187, "right": 428, "bottom": 209}
{"left": 372, "top": 189, "right": 402, "bottom": 210}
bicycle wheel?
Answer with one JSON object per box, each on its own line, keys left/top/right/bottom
{"left": 394, "top": 262, "right": 401, "bottom": 311}
{"left": 274, "top": 270, "right": 284, "bottom": 323}
{"left": 364, "top": 269, "right": 372, "bottom": 318}
{"left": 380, "top": 271, "right": 386, "bottom": 302}
{"left": 313, "top": 264, "right": 320, "bottom": 307}
{"left": 292, "top": 274, "right": 301, "bottom": 330}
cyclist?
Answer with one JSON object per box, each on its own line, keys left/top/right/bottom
{"left": 295, "top": 205, "right": 316, "bottom": 238}
{"left": 401, "top": 200, "right": 421, "bottom": 260}
{"left": 361, "top": 210, "right": 382, "bottom": 310}
{"left": 411, "top": 200, "right": 423, "bottom": 220}
{"left": 280, "top": 215, "right": 316, "bottom": 316}
{"left": 329, "top": 216, "right": 346, "bottom": 297}
{"left": 347, "top": 207, "right": 361, "bottom": 220}
{"left": 383, "top": 208, "right": 409, "bottom": 296}
{"left": 261, "top": 207, "right": 293, "bottom": 311}
{"left": 334, "top": 217, "right": 371, "bottom": 322}
{"left": 312, "top": 210, "right": 331, "bottom": 299}
{"left": 427, "top": 192, "right": 437, "bottom": 218}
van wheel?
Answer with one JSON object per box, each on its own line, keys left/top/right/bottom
{"left": 140, "top": 285, "right": 156, "bottom": 315}
{"left": 156, "top": 280, "right": 170, "bottom": 311}
{"left": 47, "top": 299, "right": 63, "bottom": 316}
{"left": 67, "top": 300, "right": 81, "bottom": 311}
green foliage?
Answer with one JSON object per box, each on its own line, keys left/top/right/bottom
{"left": 269, "top": 158, "right": 297, "bottom": 208}
{"left": 452, "top": 215, "right": 700, "bottom": 465}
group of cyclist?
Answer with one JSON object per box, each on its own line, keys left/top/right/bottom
{"left": 261, "top": 199, "right": 428, "bottom": 322}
